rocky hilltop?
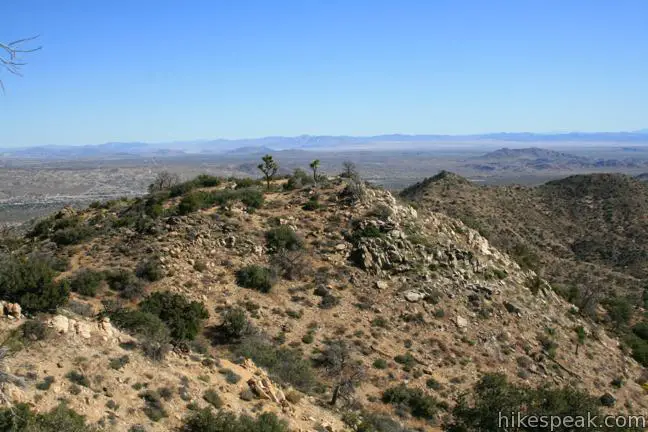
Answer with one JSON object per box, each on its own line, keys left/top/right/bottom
{"left": 0, "top": 170, "right": 646, "bottom": 431}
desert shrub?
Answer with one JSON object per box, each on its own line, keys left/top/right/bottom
{"left": 35, "top": 376, "right": 55, "bottom": 391}
{"left": 426, "top": 378, "right": 442, "bottom": 390}
{"left": 633, "top": 322, "right": 648, "bottom": 340}
{"left": 233, "top": 177, "right": 263, "bottom": 189}
{"left": 65, "top": 370, "right": 90, "bottom": 387}
{"left": 367, "top": 204, "right": 393, "bottom": 221}
{"left": 510, "top": 243, "right": 540, "bottom": 271}
{"left": 236, "top": 265, "right": 276, "bottom": 293}
{"left": 348, "top": 412, "right": 410, "bottom": 432}
{"left": 373, "top": 358, "right": 388, "bottom": 369}
{"left": 284, "top": 169, "right": 313, "bottom": 191}
{"left": 220, "top": 307, "right": 252, "bottom": 341}
{"left": 382, "top": 384, "right": 441, "bottom": 420}
{"left": 135, "top": 259, "right": 164, "bottom": 282}
{"left": 104, "top": 269, "right": 145, "bottom": 300}
{"left": 270, "top": 250, "right": 310, "bottom": 281}
{"left": 182, "top": 409, "right": 288, "bottom": 432}
{"left": 140, "top": 390, "right": 168, "bottom": 422}
{"left": 604, "top": 296, "right": 633, "bottom": 328}
{"left": 107, "top": 308, "right": 171, "bottom": 361}
{"left": 139, "top": 291, "right": 209, "bottom": 341}
{"left": 219, "top": 368, "right": 242, "bottom": 384}
{"left": 394, "top": 352, "right": 417, "bottom": 370}
{"left": 195, "top": 174, "right": 222, "bottom": 188}
{"left": 109, "top": 355, "right": 130, "bottom": 370}
{"left": 178, "top": 192, "right": 203, "bottom": 214}
{"left": 178, "top": 188, "right": 264, "bottom": 214}
{"left": 51, "top": 225, "right": 96, "bottom": 246}
{"left": 302, "top": 196, "right": 320, "bottom": 211}
{"left": 265, "top": 226, "right": 303, "bottom": 253}
{"left": 446, "top": 373, "right": 605, "bottom": 432}
{"left": 625, "top": 333, "right": 648, "bottom": 367}
{"left": 0, "top": 403, "right": 93, "bottom": 431}
{"left": 0, "top": 255, "right": 70, "bottom": 313}
{"left": 203, "top": 389, "right": 223, "bottom": 408}
{"left": 69, "top": 269, "right": 104, "bottom": 297}
{"left": 21, "top": 319, "right": 48, "bottom": 341}
{"left": 234, "top": 335, "right": 316, "bottom": 392}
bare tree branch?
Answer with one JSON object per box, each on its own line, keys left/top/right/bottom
{"left": 0, "top": 35, "right": 42, "bottom": 92}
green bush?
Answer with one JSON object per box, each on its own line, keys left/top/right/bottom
{"left": 236, "top": 265, "right": 276, "bottom": 293}
{"left": 203, "top": 389, "right": 223, "bottom": 408}
{"left": 104, "top": 269, "right": 145, "bottom": 300}
{"left": 373, "top": 358, "right": 388, "bottom": 369}
{"left": 265, "top": 226, "right": 303, "bottom": 253}
{"left": 284, "top": 169, "right": 313, "bottom": 190}
{"left": 446, "top": 373, "right": 604, "bottom": 432}
{"left": 21, "top": 319, "right": 48, "bottom": 341}
{"left": 634, "top": 322, "right": 648, "bottom": 340}
{"left": 302, "top": 196, "right": 320, "bottom": 211}
{"left": 51, "top": 225, "right": 95, "bottom": 246}
{"left": 69, "top": 269, "right": 104, "bottom": 297}
{"left": 107, "top": 308, "right": 171, "bottom": 361}
{"left": 139, "top": 291, "right": 209, "bottom": 341}
{"left": 140, "top": 390, "right": 168, "bottom": 422}
{"left": 220, "top": 307, "right": 252, "bottom": 341}
{"left": 182, "top": 409, "right": 288, "bottom": 432}
{"left": 135, "top": 259, "right": 164, "bottom": 282}
{"left": 178, "top": 192, "right": 203, "bottom": 214}
{"left": 195, "top": 174, "right": 222, "bottom": 188}
{"left": 0, "top": 255, "right": 70, "bottom": 313}
{"left": 0, "top": 403, "right": 93, "bottom": 431}
{"left": 234, "top": 335, "right": 315, "bottom": 392}
{"left": 178, "top": 188, "right": 264, "bottom": 215}
{"left": 382, "top": 384, "right": 440, "bottom": 420}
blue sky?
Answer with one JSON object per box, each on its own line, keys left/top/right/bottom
{"left": 1, "top": 0, "right": 647, "bottom": 147}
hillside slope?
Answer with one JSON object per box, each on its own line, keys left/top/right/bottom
{"left": 0, "top": 173, "right": 645, "bottom": 431}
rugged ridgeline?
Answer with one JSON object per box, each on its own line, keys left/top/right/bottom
{"left": 0, "top": 172, "right": 646, "bottom": 431}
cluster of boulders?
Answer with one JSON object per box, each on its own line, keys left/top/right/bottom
{"left": 241, "top": 358, "right": 294, "bottom": 414}
{"left": 0, "top": 301, "right": 22, "bottom": 319}
{"left": 48, "top": 315, "right": 117, "bottom": 341}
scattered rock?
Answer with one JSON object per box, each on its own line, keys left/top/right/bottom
{"left": 404, "top": 291, "right": 424, "bottom": 302}
{"left": 375, "top": 280, "right": 389, "bottom": 290}
{"left": 455, "top": 315, "right": 468, "bottom": 329}
{"left": 50, "top": 315, "right": 70, "bottom": 334}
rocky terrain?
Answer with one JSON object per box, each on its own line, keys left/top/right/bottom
{"left": 0, "top": 171, "right": 647, "bottom": 431}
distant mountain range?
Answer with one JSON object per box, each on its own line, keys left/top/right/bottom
{"left": 464, "top": 146, "right": 648, "bottom": 172}
{"left": 1, "top": 131, "right": 648, "bottom": 159}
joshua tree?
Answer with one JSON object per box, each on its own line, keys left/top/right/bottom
{"left": 309, "top": 159, "right": 320, "bottom": 185}
{"left": 1, "top": 36, "right": 41, "bottom": 92}
{"left": 258, "top": 155, "right": 279, "bottom": 191}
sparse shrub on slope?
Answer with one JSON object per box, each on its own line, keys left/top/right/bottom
{"left": 139, "top": 291, "right": 209, "bottom": 342}
{"left": 182, "top": 409, "right": 288, "bottom": 432}
{"left": 69, "top": 269, "right": 104, "bottom": 297}
{"left": 382, "top": 384, "right": 441, "bottom": 420}
{"left": 0, "top": 402, "right": 93, "bottom": 431}
{"left": 445, "top": 373, "right": 619, "bottom": 432}
{"left": 265, "top": 226, "right": 303, "bottom": 253}
{"left": 0, "top": 255, "right": 69, "bottom": 313}
{"left": 104, "top": 268, "right": 145, "bottom": 300}
{"left": 135, "top": 258, "right": 164, "bottom": 282}
{"left": 284, "top": 168, "right": 313, "bottom": 191}
{"left": 236, "top": 265, "right": 276, "bottom": 293}
{"left": 234, "top": 334, "right": 316, "bottom": 392}
{"left": 107, "top": 307, "right": 171, "bottom": 361}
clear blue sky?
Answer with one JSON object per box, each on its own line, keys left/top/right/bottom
{"left": 2, "top": 0, "right": 647, "bottom": 147}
